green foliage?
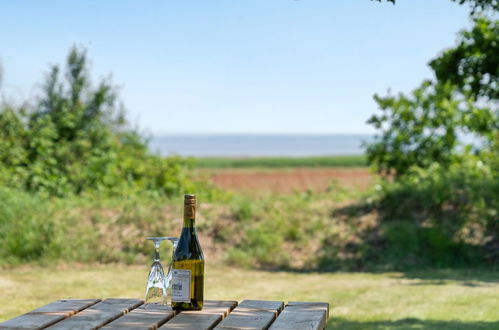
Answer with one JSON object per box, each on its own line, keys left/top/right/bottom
{"left": 367, "top": 81, "right": 462, "bottom": 176}
{"left": 373, "top": 0, "right": 499, "bottom": 13}
{"left": 0, "top": 189, "right": 61, "bottom": 265}
{"left": 194, "top": 155, "right": 367, "bottom": 168}
{"left": 0, "top": 47, "right": 192, "bottom": 197}
{"left": 372, "top": 156, "right": 498, "bottom": 266}
{"left": 361, "top": 5, "right": 498, "bottom": 272}
{"left": 451, "top": 0, "right": 499, "bottom": 11}
{"left": 382, "top": 223, "right": 460, "bottom": 266}
{"left": 231, "top": 196, "right": 254, "bottom": 221}
{"left": 363, "top": 15, "right": 498, "bottom": 269}
{"left": 430, "top": 17, "right": 499, "bottom": 102}
{"left": 366, "top": 17, "right": 498, "bottom": 177}
{"left": 0, "top": 181, "right": 495, "bottom": 269}
{"left": 0, "top": 190, "right": 181, "bottom": 265}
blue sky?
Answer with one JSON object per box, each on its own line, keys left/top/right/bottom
{"left": 1, "top": 0, "right": 471, "bottom": 134}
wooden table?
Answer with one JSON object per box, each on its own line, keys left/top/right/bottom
{"left": 0, "top": 298, "right": 329, "bottom": 330}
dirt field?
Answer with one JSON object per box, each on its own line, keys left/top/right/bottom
{"left": 198, "top": 167, "right": 373, "bottom": 194}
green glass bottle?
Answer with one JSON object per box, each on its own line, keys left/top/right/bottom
{"left": 171, "top": 194, "right": 204, "bottom": 310}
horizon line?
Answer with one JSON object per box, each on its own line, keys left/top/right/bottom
{"left": 150, "top": 132, "right": 375, "bottom": 136}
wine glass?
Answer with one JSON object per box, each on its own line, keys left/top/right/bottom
{"left": 164, "top": 237, "right": 179, "bottom": 302}
{"left": 144, "top": 237, "right": 178, "bottom": 305}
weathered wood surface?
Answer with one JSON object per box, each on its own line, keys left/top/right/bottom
{"left": 160, "top": 300, "right": 237, "bottom": 330}
{"left": 45, "top": 298, "right": 143, "bottom": 330}
{"left": 0, "top": 299, "right": 328, "bottom": 330}
{"left": 269, "top": 302, "right": 329, "bottom": 330}
{"left": 214, "top": 299, "right": 284, "bottom": 330}
{"left": 101, "top": 303, "right": 175, "bottom": 330}
{"left": 0, "top": 299, "right": 100, "bottom": 330}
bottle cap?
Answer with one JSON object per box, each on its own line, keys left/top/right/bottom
{"left": 184, "top": 194, "right": 196, "bottom": 205}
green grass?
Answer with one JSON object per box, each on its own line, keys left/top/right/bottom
{"left": 194, "top": 155, "right": 367, "bottom": 168}
{"left": 0, "top": 265, "right": 497, "bottom": 329}
{"left": 0, "top": 185, "right": 490, "bottom": 270}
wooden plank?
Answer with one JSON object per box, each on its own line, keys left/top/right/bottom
{"left": 45, "top": 298, "right": 143, "bottom": 330}
{"left": 237, "top": 300, "right": 284, "bottom": 315}
{"left": 101, "top": 303, "right": 175, "bottom": 330}
{"left": 214, "top": 299, "right": 284, "bottom": 330}
{"left": 269, "top": 302, "right": 329, "bottom": 330}
{"left": 0, "top": 299, "right": 100, "bottom": 330}
{"left": 195, "top": 300, "right": 238, "bottom": 317}
{"left": 160, "top": 300, "right": 237, "bottom": 330}
{"left": 287, "top": 302, "right": 329, "bottom": 318}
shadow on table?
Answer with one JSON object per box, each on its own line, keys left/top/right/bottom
{"left": 327, "top": 317, "right": 499, "bottom": 329}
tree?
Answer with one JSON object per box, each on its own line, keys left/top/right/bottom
{"left": 366, "top": 17, "right": 498, "bottom": 177}
{"left": 364, "top": 11, "right": 499, "bottom": 263}
{"left": 0, "top": 47, "right": 191, "bottom": 196}
{"left": 373, "top": 0, "right": 499, "bottom": 12}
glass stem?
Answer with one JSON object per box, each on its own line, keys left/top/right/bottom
{"left": 154, "top": 241, "right": 160, "bottom": 262}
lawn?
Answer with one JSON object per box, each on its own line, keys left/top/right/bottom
{"left": 194, "top": 155, "right": 367, "bottom": 168}
{"left": 1, "top": 265, "right": 497, "bottom": 329}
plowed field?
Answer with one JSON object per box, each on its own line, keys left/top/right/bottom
{"left": 199, "top": 167, "right": 373, "bottom": 194}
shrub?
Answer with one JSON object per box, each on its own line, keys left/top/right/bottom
{"left": 0, "top": 188, "right": 61, "bottom": 265}
{"left": 373, "top": 153, "right": 499, "bottom": 266}
{"left": 0, "top": 47, "right": 192, "bottom": 197}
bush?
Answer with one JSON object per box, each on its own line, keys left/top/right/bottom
{"left": 0, "top": 47, "right": 192, "bottom": 197}
{"left": 364, "top": 16, "right": 498, "bottom": 268}
{"left": 372, "top": 153, "right": 499, "bottom": 266}
{"left": 0, "top": 189, "right": 61, "bottom": 265}
{"left": 0, "top": 191, "right": 183, "bottom": 266}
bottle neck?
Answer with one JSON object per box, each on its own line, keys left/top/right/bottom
{"left": 183, "top": 203, "right": 196, "bottom": 228}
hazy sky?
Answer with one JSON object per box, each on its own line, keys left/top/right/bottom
{"left": 1, "top": 0, "right": 471, "bottom": 134}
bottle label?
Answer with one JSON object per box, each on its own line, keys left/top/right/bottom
{"left": 171, "top": 269, "right": 191, "bottom": 302}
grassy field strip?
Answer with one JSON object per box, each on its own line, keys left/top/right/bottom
{"left": 0, "top": 265, "right": 497, "bottom": 329}
{"left": 194, "top": 155, "right": 367, "bottom": 168}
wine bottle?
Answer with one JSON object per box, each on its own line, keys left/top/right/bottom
{"left": 171, "top": 194, "right": 204, "bottom": 310}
